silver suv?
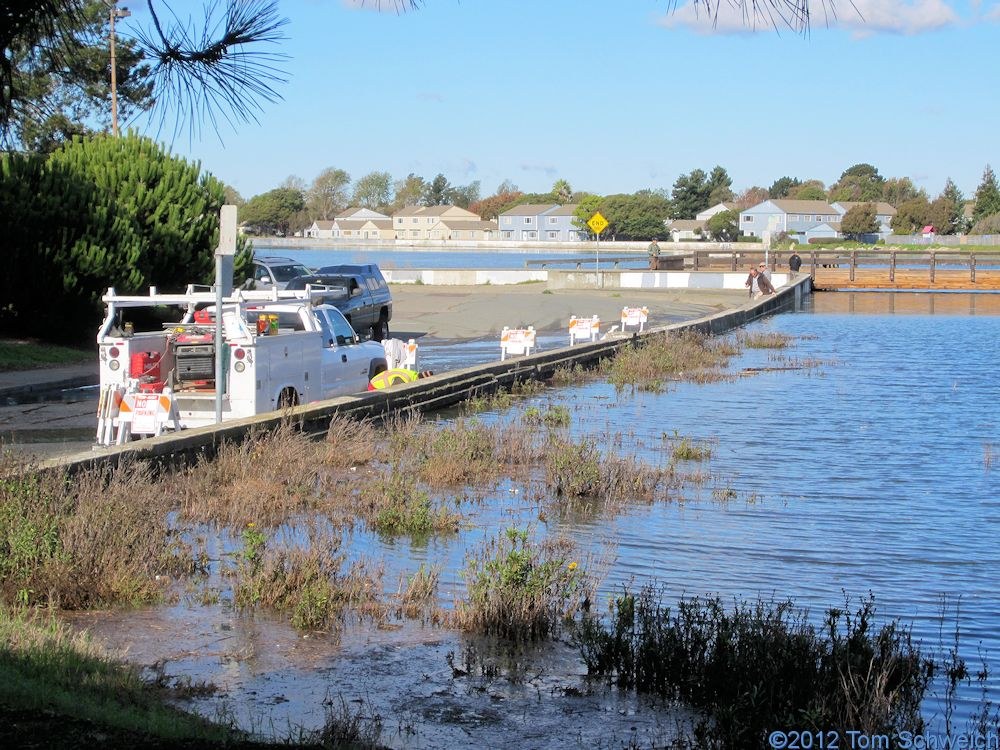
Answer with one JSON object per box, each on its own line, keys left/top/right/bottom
{"left": 251, "top": 256, "right": 312, "bottom": 291}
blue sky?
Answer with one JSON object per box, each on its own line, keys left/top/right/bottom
{"left": 126, "top": 1, "right": 999, "bottom": 202}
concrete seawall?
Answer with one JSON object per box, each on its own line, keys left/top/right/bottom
{"left": 384, "top": 268, "right": 788, "bottom": 289}
{"left": 42, "top": 274, "right": 812, "bottom": 475}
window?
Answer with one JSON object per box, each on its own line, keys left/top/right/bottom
{"left": 396, "top": 218, "right": 402, "bottom": 224}
{"left": 548, "top": 217, "right": 557, "bottom": 224}
{"left": 547, "top": 231, "right": 558, "bottom": 239}
{"left": 789, "top": 214, "right": 798, "bottom": 221}
{"left": 502, "top": 230, "right": 513, "bottom": 239}
{"left": 503, "top": 217, "right": 512, "bottom": 225}
{"left": 743, "top": 215, "right": 754, "bottom": 222}
{"left": 524, "top": 217, "right": 533, "bottom": 224}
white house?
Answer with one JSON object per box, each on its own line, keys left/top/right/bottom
{"left": 695, "top": 202, "right": 737, "bottom": 222}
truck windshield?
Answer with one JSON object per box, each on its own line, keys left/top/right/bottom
{"left": 271, "top": 264, "right": 311, "bottom": 282}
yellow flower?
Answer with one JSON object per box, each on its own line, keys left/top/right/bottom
{"left": 567, "top": 561, "right": 578, "bottom": 572}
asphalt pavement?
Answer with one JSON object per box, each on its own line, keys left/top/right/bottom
{"left": 0, "top": 363, "right": 99, "bottom": 400}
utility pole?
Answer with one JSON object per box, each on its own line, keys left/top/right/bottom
{"left": 109, "top": 2, "right": 131, "bottom": 136}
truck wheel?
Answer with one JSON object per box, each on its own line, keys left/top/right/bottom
{"left": 372, "top": 312, "right": 389, "bottom": 342}
{"left": 278, "top": 387, "right": 299, "bottom": 409}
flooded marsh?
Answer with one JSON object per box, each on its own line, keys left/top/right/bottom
{"left": 5, "top": 295, "right": 1000, "bottom": 747}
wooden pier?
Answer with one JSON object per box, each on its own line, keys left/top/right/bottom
{"left": 690, "top": 249, "right": 1000, "bottom": 291}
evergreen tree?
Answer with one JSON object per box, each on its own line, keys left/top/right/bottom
{"left": 769, "top": 176, "right": 801, "bottom": 199}
{"left": 1, "top": 132, "right": 247, "bottom": 340}
{"left": 940, "top": 178, "right": 965, "bottom": 234}
{"left": 422, "top": 173, "right": 452, "bottom": 206}
{"left": 671, "top": 168, "right": 711, "bottom": 219}
{"left": 972, "top": 164, "right": 1000, "bottom": 223}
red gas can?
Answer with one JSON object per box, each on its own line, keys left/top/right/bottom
{"left": 130, "top": 351, "right": 162, "bottom": 379}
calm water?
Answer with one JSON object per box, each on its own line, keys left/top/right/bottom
{"left": 253, "top": 243, "right": 648, "bottom": 270}
{"left": 68, "top": 293, "right": 1000, "bottom": 747}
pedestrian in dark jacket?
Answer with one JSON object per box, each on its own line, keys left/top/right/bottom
{"left": 745, "top": 267, "right": 775, "bottom": 298}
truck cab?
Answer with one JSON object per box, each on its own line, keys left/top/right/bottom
{"left": 286, "top": 264, "right": 392, "bottom": 340}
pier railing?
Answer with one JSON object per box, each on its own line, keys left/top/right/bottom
{"left": 524, "top": 249, "right": 1000, "bottom": 290}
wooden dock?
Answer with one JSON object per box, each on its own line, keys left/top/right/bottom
{"left": 689, "top": 249, "right": 1000, "bottom": 291}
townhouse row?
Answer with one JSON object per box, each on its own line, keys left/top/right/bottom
{"left": 666, "top": 200, "right": 898, "bottom": 242}
{"left": 303, "top": 203, "right": 587, "bottom": 242}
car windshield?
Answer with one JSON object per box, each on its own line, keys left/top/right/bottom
{"left": 270, "top": 264, "right": 311, "bottom": 282}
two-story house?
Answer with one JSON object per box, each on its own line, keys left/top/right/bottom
{"left": 539, "top": 205, "right": 586, "bottom": 241}
{"left": 498, "top": 204, "right": 559, "bottom": 241}
{"left": 739, "top": 200, "right": 840, "bottom": 240}
{"left": 499, "top": 204, "right": 586, "bottom": 241}
{"left": 427, "top": 219, "right": 498, "bottom": 241}
{"left": 392, "top": 205, "right": 480, "bottom": 240}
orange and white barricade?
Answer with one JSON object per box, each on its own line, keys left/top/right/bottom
{"left": 113, "top": 391, "right": 179, "bottom": 444}
{"left": 403, "top": 338, "right": 418, "bottom": 369}
{"left": 568, "top": 315, "right": 600, "bottom": 345}
{"left": 500, "top": 326, "right": 536, "bottom": 360}
{"left": 620, "top": 306, "right": 649, "bottom": 333}
{"left": 382, "top": 337, "right": 420, "bottom": 370}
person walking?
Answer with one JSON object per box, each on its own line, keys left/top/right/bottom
{"left": 745, "top": 264, "right": 760, "bottom": 298}
{"left": 647, "top": 237, "right": 661, "bottom": 270}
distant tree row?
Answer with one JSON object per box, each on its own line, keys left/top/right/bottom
{"left": 235, "top": 161, "right": 1000, "bottom": 239}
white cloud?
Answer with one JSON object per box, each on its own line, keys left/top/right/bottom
{"left": 984, "top": 2, "right": 1000, "bottom": 20}
{"left": 838, "top": 0, "right": 959, "bottom": 36}
{"left": 657, "top": 0, "right": 961, "bottom": 37}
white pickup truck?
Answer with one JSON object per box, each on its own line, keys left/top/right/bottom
{"left": 96, "top": 286, "right": 387, "bottom": 444}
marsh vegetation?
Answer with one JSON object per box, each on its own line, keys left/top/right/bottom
{"left": 3, "top": 322, "right": 993, "bottom": 748}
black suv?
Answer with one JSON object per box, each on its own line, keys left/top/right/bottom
{"left": 286, "top": 264, "right": 393, "bottom": 340}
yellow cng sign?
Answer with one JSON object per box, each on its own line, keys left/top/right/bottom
{"left": 587, "top": 212, "right": 608, "bottom": 236}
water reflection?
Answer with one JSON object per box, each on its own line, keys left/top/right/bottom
{"left": 810, "top": 291, "right": 1000, "bottom": 316}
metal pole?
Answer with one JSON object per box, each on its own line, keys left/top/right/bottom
{"left": 108, "top": 2, "right": 131, "bottom": 136}
{"left": 214, "top": 205, "right": 238, "bottom": 424}
{"left": 596, "top": 233, "right": 600, "bottom": 288}
{"left": 214, "top": 259, "right": 224, "bottom": 423}
{"left": 110, "top": 5, "right": 118, "bottom": 136}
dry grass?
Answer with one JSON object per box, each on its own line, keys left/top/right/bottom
{"left": 356, "top": 473, "right": 461, "bottom": 537}
{"left": 601, "top": 330, "right": 735, "bottom": 392}
{"left": 397, "top": 563, "right": 441, "bottom": 618}
{"left": 737, "top": 330, "right": 794, "bottom": 349}
{"left": 0, "top": 454, "right": 184, "bottom": 609}
{"left": 168, "top": 426, "right": 325, "bottom": 528}
{"left": 232, "top": 521, "right": 380, "bottom": 631}
{"left": 670, "top": 436, "right": 713, "bottom": 462}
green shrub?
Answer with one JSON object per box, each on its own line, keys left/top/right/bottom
{"left": 457, "top": 527, "right": 586, "bottom": 639}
